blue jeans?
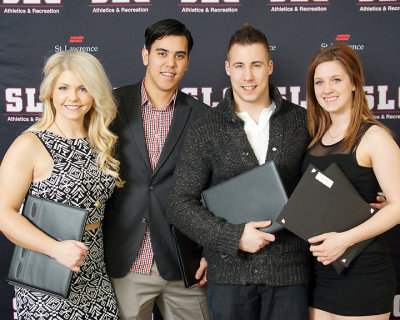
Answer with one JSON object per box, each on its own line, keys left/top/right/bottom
{"left": 207, "top": 283, "right": 309, "bottom": 320}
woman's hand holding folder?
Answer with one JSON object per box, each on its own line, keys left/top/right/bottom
{"left": 51, "top": 240, "right": 88, "bottom": 272}
{"left": 308, "top": 231, "right": 352, "bottom": 266}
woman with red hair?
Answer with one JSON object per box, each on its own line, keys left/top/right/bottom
{"left": 303, "top": 43, "right": 400, "bottom": 319}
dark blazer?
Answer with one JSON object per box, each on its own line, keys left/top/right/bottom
{"left": 103, "top": 82, "right": 209, "bottom": 280}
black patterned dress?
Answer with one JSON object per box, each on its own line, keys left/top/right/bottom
{"left": 14, "top": 130, "right": 119, "bottom": 320}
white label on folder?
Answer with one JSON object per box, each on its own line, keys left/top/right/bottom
{"left": 281, "top": 218, "right": 286, "bottom": 224}
{"left": 370, "top": 208, "right": 374, "bottom": 214}
{"left": 341, "top": 258, "right": 347, "bottom": 263}
{"left": 315, "top": 172, "right": 334, "bottom": 188}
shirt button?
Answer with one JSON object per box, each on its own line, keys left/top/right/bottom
{"left": 149, "top": 185, "right": 155, "bottom": 190}
{"left": 272, "top": 147, "right": 277, "bottom": 152}
{"left": 142, "top": 218, "right": 147, "bottom": 224}
{"left": 254, "top": 269, "right": 259, "bottom": 274}
{"left": 243, "top": 151, "right": 249, "bottom": 156}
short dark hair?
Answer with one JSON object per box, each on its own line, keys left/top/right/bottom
{"left": 227, "top": 24, "right": 270, "bottom": 59}
{"left": 144, "top": 19, "right": 193, "bottom": 53}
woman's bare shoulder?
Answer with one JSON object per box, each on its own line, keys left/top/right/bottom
{"left": 363, "top": 124, "right": 393, "bottom": 146}
{"left": 2, "top": 131, "right": 44, "bottom": 164}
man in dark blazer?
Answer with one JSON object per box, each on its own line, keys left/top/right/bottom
{"left": 103, "top": 19, "right": 210, "bottom": 320}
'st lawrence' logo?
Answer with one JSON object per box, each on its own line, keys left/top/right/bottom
{"left": 2, "top": 0, "right": 61, "bottom": 4}
{"left": 69, "top": 36, "right": 84, "bottom": 43}
{"left": 335, "top": 34, "right": 350, "bottom": 41}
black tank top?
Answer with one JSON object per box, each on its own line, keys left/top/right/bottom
{"left": 301, "top": 122, "right": 380, "bottom": 203}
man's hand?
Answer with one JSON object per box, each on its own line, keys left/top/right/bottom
{"left": 369, "top": 195, "right": 387, "bottom": 210}
{"left": 195, "top": 257, "right": 208, "bottom": 287}
{"left": 239, "top": 221, "right": 275, "bottom": 253}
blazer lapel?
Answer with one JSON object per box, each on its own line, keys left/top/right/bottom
{"left": 125, "top": 87, "right": 152, "bottom": 171}
{"left": 152, "top": 91, "right": 192, "bottom": 177}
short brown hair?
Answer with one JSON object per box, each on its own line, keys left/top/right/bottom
{"left": 227, "top": 24, "right": 271, "bottom": 59}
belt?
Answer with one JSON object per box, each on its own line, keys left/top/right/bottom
{"left": 85, "top": 221, "right": 101, "bottom": 231}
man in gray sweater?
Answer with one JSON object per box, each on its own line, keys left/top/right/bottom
{"left": 168, "top": 24, "right": 310, "bottom": 320}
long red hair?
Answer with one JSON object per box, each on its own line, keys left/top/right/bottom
{"left": 306, "top": 43, "right": 384, "bottom": 150}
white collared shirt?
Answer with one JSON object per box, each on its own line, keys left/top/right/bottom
{"left": 236, "top": 102, "right": 276, "bottom": 165}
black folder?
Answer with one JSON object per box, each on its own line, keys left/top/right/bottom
{"left": 172, "top": 226, "right": 202, "bottom": 288}
{"left": 323, "top": 163, "right": 375, "bottom": 272}
{"left": 7, "top": 194, "right": 88, "bottom": 299}
{"left": 201, "top": 160, "right": 287, "bottom": 233}
{"left": 277, "top": 163, "right": 375, "bottom": 273}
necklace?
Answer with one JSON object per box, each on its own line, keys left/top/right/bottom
{"left": 53, "top": 121, "right": 102, "bottom": 209}
{"left": 327, "top": 127, "right": 346, "bottom": 140}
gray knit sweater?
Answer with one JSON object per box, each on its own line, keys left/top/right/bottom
{"left": 168, "top": 85, "right": 311, "bottom": 286}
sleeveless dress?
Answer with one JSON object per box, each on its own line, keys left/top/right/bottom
{"left": 301, "top": 123, "right": 396, "bottom": 316}
{"left": 14, "top": 131, "right": 119, "bottom": 320}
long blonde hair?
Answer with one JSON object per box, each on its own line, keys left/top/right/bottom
{"left": 29, "top": 51, "right": 123, "bottom": 187}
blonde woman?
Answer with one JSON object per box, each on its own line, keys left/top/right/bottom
{"left": 0, "top": 51, "right": 122, "bottom": 319}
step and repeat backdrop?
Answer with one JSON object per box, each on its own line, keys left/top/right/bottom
{"left": 1, "top": 0, "right": 400, "bottom": 318}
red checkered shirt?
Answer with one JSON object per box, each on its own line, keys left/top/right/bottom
{"left": 129, "top": 80, "right": 177, "bottom": 275}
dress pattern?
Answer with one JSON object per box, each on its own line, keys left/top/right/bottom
{"left": 14, "top": 130, "right": 119, "bottom": 320}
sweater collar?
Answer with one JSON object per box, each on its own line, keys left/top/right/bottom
{"left": 217, "top": 83, "right": 284, "bottom": 124}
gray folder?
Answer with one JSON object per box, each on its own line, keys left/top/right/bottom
{"left": 201, "top": 160, "right": 287, "bottom": 233}
{"left": 7, "top": 194, "right": 88, "bottom": 299}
